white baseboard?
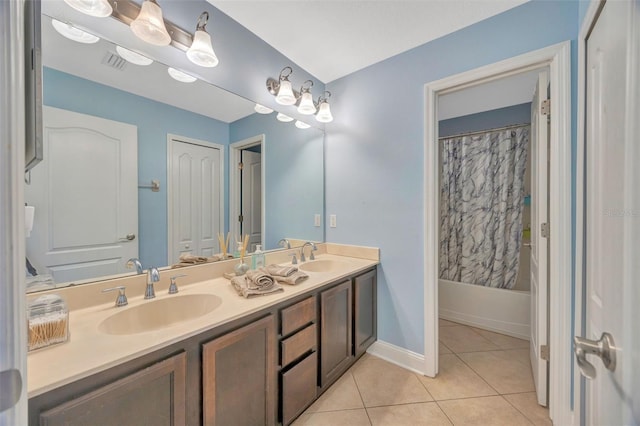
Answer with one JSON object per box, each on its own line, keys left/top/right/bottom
{"left": 366, "top": 340, "right": 426, "bottom": 375}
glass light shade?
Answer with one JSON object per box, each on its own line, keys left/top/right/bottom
{"left": 167, "top": 68, "right": 197, "bottom": 83}
{"left": 276, "top": 113, "right": 294, "bottom": 122}
{"left": 315, "top": 101, "right": 333, "bottom": 123}
{"left": 295, "top": 120, "right": 311, "bottom": 129}
{"left": 275, "top": 80, "right": 296, "bottom": 105}
{"left": 63, "top": 0, "right": 112, "bottom": 17}
{"left": 51, "top": 19, "right": 100, "bottom": 44}
{"left": 254, "top": 104, "right": 273, "bottom": 114}
{"left": 130, "top": 0, "right": 171, "bottom": 46}
{"left": 116, "top": 46, "right": 153, "bottom": 66}
{"left": 297, "top": 92, "right": 317, "bottom": 115}
{"left": 186, "top": 30, "right": 219, "bottom": 68}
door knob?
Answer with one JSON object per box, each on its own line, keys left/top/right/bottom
{"left": 119, "top": 233, "right": 136, "bottom": 242}
{"left": 573, "top": 332, "right": 616, "bottom": 379}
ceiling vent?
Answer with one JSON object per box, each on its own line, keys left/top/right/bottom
{"left": 101, "top": 51, "right": 127, "bottom": 71}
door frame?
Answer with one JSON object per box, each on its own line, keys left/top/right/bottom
{"left": 423, "top": 41, "right": 572, "bottom": 424}
{"left": 166, "top": 134, "right": 225, "bottom": 264}
{"left": 229, "top": 134, "right": 265, "bottom": 246}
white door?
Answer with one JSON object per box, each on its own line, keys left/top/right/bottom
{"left": 579, "top": 1, "right": 640, "bottom": 423}
{"left": 529, "top": 70, "right": 549, "bottom": 407}
{"left": 169, "top": 138, "right": 222, "bottom": 263}
{"left": 241, "top": 149, "right": 262, "bottom": 251}
{"left": 25, "top": 106, "right": 138, "bottom": 284}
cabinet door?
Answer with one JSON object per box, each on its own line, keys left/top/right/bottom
{"left": 40, "top": 353, "right": 187, "bottom": 426}
{"left": 202, "top": 315, "right": 276, "bottom": 426}
{"left": 354, "top": 269, "right": 377, "bottom": 357}
{"left": 319, "top": 281, "right": 352, "bottom": 387}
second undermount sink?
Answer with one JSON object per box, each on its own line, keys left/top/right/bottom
{"left": 98, "top": 294, "right": 222, "bottom": 335}
{"left": 299, "top": 259, "right": 349, "bottom": 273}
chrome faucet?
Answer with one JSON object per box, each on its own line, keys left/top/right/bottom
{"left": 278, "top": 238, "right": 291, "bottom": 249}
{"left": 300, "top": 242, "right": 317, "bottom": 262}
{"left": 145, "top": 267, "right": 159, "bottom": 299}
{"left": 126, "top": 257, "right": 143, "bottom": 274}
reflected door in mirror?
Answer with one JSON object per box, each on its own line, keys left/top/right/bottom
{"left": 241, "top": 149, "right": 261, "bottom": 251}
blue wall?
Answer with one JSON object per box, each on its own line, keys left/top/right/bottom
{"left": 43, "top": 67, "right": 229, "bottom": 267}
{"left": 324, "top": 0, "right": 579, "bottom": 354}
{"left": 439, "top": 103, "right": 532, "bottom": 138}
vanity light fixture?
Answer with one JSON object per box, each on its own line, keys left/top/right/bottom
{"left": 186, "top": 12, "right": 219, "bottom": 68}
{"left": 116, "top": 46, "right": 153, "bottom": 66}
{"left": 254, "top": 104, "right": 274, "bottom": 114}
{"left": 295, "top": 120, "right": 311, "bottom": 129}
{"left": 297, "top": 80, "right": 317, "bottom": 115}
{"left": 51, "top": 19, "right": 100, "bottom": 44}
{"left": 130, "top": 0, "right": 171, "bottom": 46}
{"left": 276, "top": 112, "right": 294, "bottom": 123}
{"left": 268, "top": 67, "right": 297, "bottom": 106}
{"left": 167, "top": 67, "right": 197, "bottom": 83}
{"left": 315, "top": 91, "right": 334, "bottom": 123}
{"left": 63, "top": 0, "right": 112, "bottom": 18}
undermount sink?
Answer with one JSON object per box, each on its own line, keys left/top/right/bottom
{"left": 299, "top": 259, "right": 349, "bottom": 273}
{"left": 98, "top": 294, "right": 222, "bottom": 335}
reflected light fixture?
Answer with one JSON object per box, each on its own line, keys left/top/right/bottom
{"left": 315, "top": 91, "right": 333, "bottom": 123}
{"left": 63, "top": 0, "right": 112, "bottom": 17}
{"left": 276, "top": 113, "right": 294, "bottom": 122}
{"left": 116, "top": 46, "right": 153, "bottom": 66}
{"left": 130, "top": 0, "right": 171, "bottom": 46}
{"left": 186, "top": 12, "right": 219, "bottom": 68}
{"left": 167, "top": 67, "right": 197, "bottom": 83}
{"left": 51, "top": 19, "right": 100, "bottom": 44}
{"left": 295, "top": 120, "right": 311, "bottom": 129}
{"left": 254, "top": 104, "right": 273, "bottom": 114}
{"left": 297, "top": 80, "right": 316, "bottom": 115}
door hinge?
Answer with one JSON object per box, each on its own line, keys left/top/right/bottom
{"left": 541, "top": 222, "right": 550, "bottom": 238}
{"left": 541, "top": 99, "right": 551, "bottom": 116}
{"left": 238, "top": 214, "right": 243, "bottom": 223}
{"left": 238, "top": 162, "right": 244, "bottom": 170}
{"left": 541, "top": 344, "right": 550, "bottom": 361}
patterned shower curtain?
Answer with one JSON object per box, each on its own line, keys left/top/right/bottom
{"left": 439, "top": 125, "right": 529, "bottom": 289}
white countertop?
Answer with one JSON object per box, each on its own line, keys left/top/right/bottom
{"left": 27, "top": 253, "right": 378, "bottom": 398}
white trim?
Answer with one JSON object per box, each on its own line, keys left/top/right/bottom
{"left": 166, "top": 134, "right": 225, "bottom": 265}
{"left": 229, "top": 135, "right": 265, "bottom": 246}
{"left": 423, "top": 42, "right": 573, "bottom": 423}
{"left": 367, "top": 340, "right": 426, "bottom": 376}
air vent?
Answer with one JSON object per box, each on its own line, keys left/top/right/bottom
{"left": 101, "top": 51, "right": 127, "bottom": 71}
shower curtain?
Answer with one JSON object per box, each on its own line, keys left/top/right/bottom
{"left": 439, "top": 125, "right": 529, "bottom": 290}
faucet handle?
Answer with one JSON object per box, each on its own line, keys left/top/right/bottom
{"left": 102, "top": 286, "right": 128, "bottom": 307}
{"left": 288, "top": 253, "right": 298, "bottom": 265}
{"left": 169, "top": 274, "right": 187, "bottom": 294}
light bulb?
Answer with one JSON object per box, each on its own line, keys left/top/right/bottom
{"left": 297, "top": 91, "right": 317, "bottom": 115}
{"left": 130, "top": 0, "right": 171, "bottom": 46}
{"left": 254, "top": 104, "right": 273, "bottom": 114}
{"left": 316, "top": 101, "right": 333, "bottom": 123}
{"left": 167, "top": 68, "right": 197, "bottom": 83}
{"left": 295, "top": 120, "right": 311, "bottom": 129}
{"left": 187, "top": 29, "right": 219, "bottom": 68}
{"left": 63, "top": 0, "right": 112, "bottom": 17}
{"left": 116, "top": 46, "right": 153, "bottom": 66}
{"left": 275, "top": 80, "right": 296, "bottom": 105}
{"left": 51, "top": 19, "right": 100, "bottom": 44}
{"left": 276, "top": 113, "right": 294, "bottom": 122}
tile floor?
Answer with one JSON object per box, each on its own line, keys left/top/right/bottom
{"left": 294, "top": 319, "right": 551, "bottom": 426}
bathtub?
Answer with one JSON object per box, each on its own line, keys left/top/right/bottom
{"left": 439, "top": 279, "right": 530, "bottom": 340}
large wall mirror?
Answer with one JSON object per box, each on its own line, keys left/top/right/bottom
{"left": 25, "top": 1, "right": 324, "bottom": 292}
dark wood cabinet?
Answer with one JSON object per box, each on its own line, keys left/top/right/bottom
{"left": 354, "top": 269, "right": 377, "bottom": 357}
{"left": 202, "top": 315, "right": 276, "bottom": 426}
{"left": 39, "top": 352, "right": 187, "bottom": 426}
{"left": 319, "top": 280, "right": 353, "bottom": 388}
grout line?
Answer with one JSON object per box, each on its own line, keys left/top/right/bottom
{"left": 453, "top": 351, "right": 502, "bottom": 395}
{"left": 501, "top": 394, "right": 537, "bottom": 425}
{"left": 434, "top": 400, "right": 456, "bottom": 425}
{"left": 350, "top": 369, "right": 374, "bottom": 425}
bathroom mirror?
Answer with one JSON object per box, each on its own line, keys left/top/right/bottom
{"left": 25, "top": 5, "right": 324, "bottom": 291}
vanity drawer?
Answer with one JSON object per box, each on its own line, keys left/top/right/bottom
{"left": 281, "top": 296, "right": 316, "bottom": 336}
{"left": 281, "top": 352, "right": 317, "bottom": 425}
{"left": 281, "top": 324, "right": 316, "bottom": 367}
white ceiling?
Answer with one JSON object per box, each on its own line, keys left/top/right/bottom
{"left": 209, "top": 0, "right": 529, "bottom": 83}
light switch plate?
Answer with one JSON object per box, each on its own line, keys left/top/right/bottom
{"left": 314, "top": 214, "right": 321, "bottom": 227}
{"left": 330, "top": 214, "right": 337, "bottom": 228}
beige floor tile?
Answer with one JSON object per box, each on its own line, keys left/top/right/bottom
{"left": 367, "top": 402, "right": 452, "bottom": 426}
{"left": 459, "top": 350, "right": 534, "bottom": 394}
{"left": 293, "top": 409, "right": 371, "bottom": 426}
{"left": 306, "top": 372, "right": 364, "bottom": 412}
{"left": 352, "top": 357, "right": 433, "bottom": 407}
{"left": 438, "top": 395, "right": 532, "bottom": 425}
{"left": 471, "top": 328, "right": 530, "bottom": 350}
{"left": 439, "top": 342, "right": 453, "bottom": 354}
{"left": 504, "top": 392, "right": 552, "bottom": 425}
{"left": 439, "top": 325, "right": 501, "bottom": 353}
{"left": 418, "top": 354, "right": 497, "bottom": 400}
{"left": 439, "top": 318, "right": 459, "bottom": 327}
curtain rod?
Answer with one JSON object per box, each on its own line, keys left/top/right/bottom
{"left": 438, "top": 122, "right": 530, "bottom": 140}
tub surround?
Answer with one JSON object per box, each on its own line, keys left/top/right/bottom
{"left": 27, "top": 243, "right": 379, "bottom": 398}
